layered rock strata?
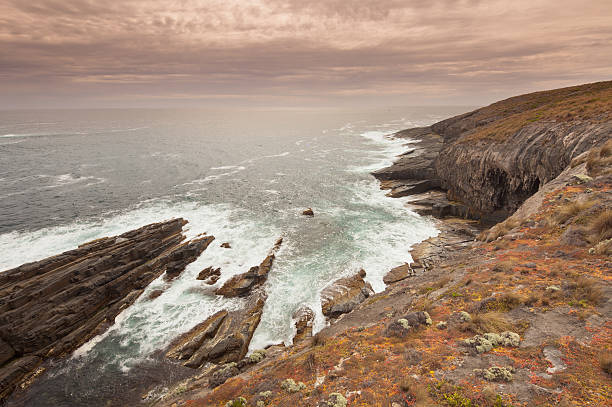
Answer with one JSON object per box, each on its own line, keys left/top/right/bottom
{"left": 0, "top": 219, "right": 213, "bottom": 401}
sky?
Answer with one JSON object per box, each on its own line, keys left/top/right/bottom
{"left": 1, "top": 0, "right": 611, "bottom": 109}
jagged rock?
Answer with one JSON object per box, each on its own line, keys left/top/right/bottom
{"left": 215, "top": 239, "right": 282, "bottom": 297}
{"left": 0, "top": 219, "right": 209, "bottom": 401}
{"left": 302, "top": 208, "right": 314, "bottom": 216}
{"left": 215, "top": 254, "right": 275, "bottom": 297}
{"left": 292, "top": 306, "right": 314, "bottom": 344}
{"left": 321, "top": 269, "right": 373, "bottom": 318}
{"left": 197, "top": 266, "right": 221, "bottom": 281}
{"left": 383, "top": 264, "right": 415, "bottom": 284}
{"left": 167, "top": 292, "right": 266, "bottom": 368}
{"left": 206, "top": 275, "right": 220, "bottom": 285}
{"left": 221, "top": 242, "right": 231, "bottom": 248}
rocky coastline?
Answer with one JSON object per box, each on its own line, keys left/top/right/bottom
{"left": 1, "top": 81, "right": 611, "bottom": 406}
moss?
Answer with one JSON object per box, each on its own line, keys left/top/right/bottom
{"left": 437, "top": 321, "right": 448, "bottom": 330}
{"left": 500, "top": 331, "right": 520, "bottom": 347}
{"left": 458, "top": 311, "right": 471, "bottom": 322}
{"left": 280, "top": 378, "right": 306, "bottom": 393}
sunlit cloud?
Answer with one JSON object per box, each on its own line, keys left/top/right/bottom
{"left": 0, "top": 0, "right": 610, "bottom": 108}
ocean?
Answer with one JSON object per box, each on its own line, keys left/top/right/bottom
{"left": 0, "top": 106, "right": 468, "bottom": 405}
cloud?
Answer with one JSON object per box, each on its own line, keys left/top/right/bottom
{"left": 0, "top": 0, "right": 610, "bottom": 108}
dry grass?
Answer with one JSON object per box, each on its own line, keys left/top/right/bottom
{"left": 586, "top": 138, "right": 612, "bottom": 176}
{"left": 491, "top": 260, "right": 514, "bottom": 273}
{"left": 478, "top": 217, "right": 521, "bottom": 242}
{"left": 554, "top": 200, "right": 596, "bottom": 224}
{"left": 463, "top": 312, "right": 514, "bottom": 334}
{"left": 459, "top": 81, "right": 612, "bottom": 143}
{"left": 588, "top": 209, "right": 612, "bottom": 243}
{"left": 566, "top": 277, "right": 603, "bottom": 306}
{"left": 600, "top": 352, "right": 612, "bottom": 376}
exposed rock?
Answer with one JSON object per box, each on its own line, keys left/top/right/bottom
{"left": 221, "top": 242, "right": 231, "bottom": 248}
{"left": 383, "top": 264, "right": 415, "bottom": 284}
{"left": 147, "top": 289, "right": 164, "bottom": 301}
{"left": 166, "top": 291, "right": 266, "bottom": 369}
{"left": 197, "top": 266, "right": 221, "bottom": 281}
{"left": 435, "top": 121, "right": 611, "bottom": 217}
{"left": 215, "top": 254, "right": 275, "bottom": 297}
{"left": 292, "top": 306, "right": 314, "bottom": 344}
{"left": 321, "top": 269, "right": 374, "bottom": 318}
{"left": 0, "top": 219, "right": 210, "bottom": 401}
{"left": 215, "top": 239, "right": 282, "bottom": 298}
{"left": 302, "top": 208, "right": 314, "bottom": 216}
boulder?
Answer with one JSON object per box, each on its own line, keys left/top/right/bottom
{"left": 383, "top": 264, "right": 415, "bottom": 284}
{"left": 321, "top": 269, "right": 373, "bottom": 318}
{"left": 302, "top": 208, "right": 314, "bottom": 216}
{"left": 221, "top": 242, "right": 231, "bottom": 248}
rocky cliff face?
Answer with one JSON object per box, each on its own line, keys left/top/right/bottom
{"left": 435, "top": 121, "right": 611, "bottom": 216}
{"left": 374, "top": 80, "right": 612, "bottom": 221}
{"left": 0, "top": 219, "right": 213, "bottom": 401}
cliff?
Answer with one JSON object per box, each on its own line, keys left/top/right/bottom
{"left": 375, "top": 80, "right": 612, "bottom": 221}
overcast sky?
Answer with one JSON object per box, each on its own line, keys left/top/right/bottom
{"left": 1, "top": 0, "right": 611, "bottom": 109}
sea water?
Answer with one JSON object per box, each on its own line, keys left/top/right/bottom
{"left": 0, "top": 106, "right": 468, "bottom": 405}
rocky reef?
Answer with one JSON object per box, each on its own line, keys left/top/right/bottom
{"left": 0, "top": 219, "right": 213, "bottom": 401}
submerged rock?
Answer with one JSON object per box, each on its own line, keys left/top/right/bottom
{"left": 321, "top": 269, "right": 374, "bottom": 318}
{"left": 0, "top": 219, "right": 210, "bottom": 401}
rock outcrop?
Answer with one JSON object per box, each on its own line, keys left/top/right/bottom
{"left": 0, "top": 219, "right": 213, "bottom": 401}
{"left": 373, "top": 81, "right": 612, "bottom": 222}
{"left": 166, "top": 291, "right": 266, "bottom": 369}
{"left": 321, "top": 269, "right": 373, "bottom": 318}
{"left": 215, "top": 239, "right": 282, "bottom": 297}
